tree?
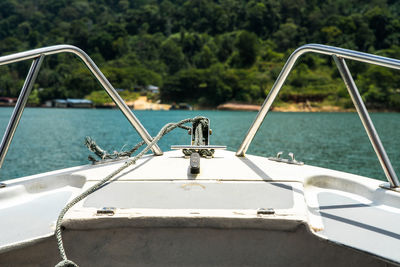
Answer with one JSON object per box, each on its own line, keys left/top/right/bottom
{"left": 245, "top": 0, "right": 280, "bottom": 37}
{"left": 232, "top": 31, "right": 258, "bottom": 68}
{"left": 0, "top": 0, "right": 398, "bottom": 110}
{"left": 194, "top": 45, "right": 216, "bottom": 69}
{"left": 88, "top": 31, "right": 114, "bottom": 60}
{"left": 160, "top": 39, "right": 186, "bottom": 74}
{"left": 215, "top": 34, "right": 235, "bottom": 62}
{"left": 273, "top": 19, "right": 299, "bottom": 52}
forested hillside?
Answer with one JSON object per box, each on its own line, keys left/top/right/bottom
{"left": 0, "top": 0, "right": 399, "bottom": 109}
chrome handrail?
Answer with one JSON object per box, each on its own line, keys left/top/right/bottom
{"left": 0, "top": 45, "right": 163, "bottom": 169}
{"left": 236, "top": 44, "right": 400, "bottom": 188}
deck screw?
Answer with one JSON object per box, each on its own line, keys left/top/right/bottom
{"left": 257, "top": 208, "right": 275, "bottom": 215}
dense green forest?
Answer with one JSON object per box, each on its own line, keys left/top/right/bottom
{"left": 0, "top": 0, "right": 400, "bottom": 109}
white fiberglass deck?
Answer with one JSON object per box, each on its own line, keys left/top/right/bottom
{"left": 0, "top": 150, "right": 399, "bottom": 266}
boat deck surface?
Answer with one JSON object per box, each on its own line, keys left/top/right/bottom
{"left": 1, "top": 150, "right": 400, "bottom": 266}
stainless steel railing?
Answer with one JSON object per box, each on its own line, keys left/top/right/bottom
{"left": 236, "top": 44, "right": 400, "bottom": 188}
{"left": 0, "top": 45, "right": 163, "bottom": 169}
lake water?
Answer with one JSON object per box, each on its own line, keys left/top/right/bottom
{"left": 0, "top": 107, "right": 399, "bottom": 182}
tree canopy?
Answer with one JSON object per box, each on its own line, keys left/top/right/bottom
{"left": 0, "top": 0, "right": 399, "bottom": 110}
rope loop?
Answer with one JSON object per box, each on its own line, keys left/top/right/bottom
{"left": 55, "top": 116, "right": 208, "bottom": 266}
{"left": 55, "top": 259, "right": 79, "bottom": 267}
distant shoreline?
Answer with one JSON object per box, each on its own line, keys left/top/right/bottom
{"left": 1, "top": 101, "right": 397, "bottom": 113}
{"left": 216, "top": 102, "right": 356, "bottom": 112}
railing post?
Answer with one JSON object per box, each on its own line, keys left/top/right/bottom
{"left": 235, "top": 50, "right": 303, "bottom": 157}
{"left": 0, "top": 55, "right": 45, "bottom": 168}
{"left": 0, "top": 45, "right": 163, "bottom": 156}
{"left": 333, "top": 55, "right": 400, "bottom": 188}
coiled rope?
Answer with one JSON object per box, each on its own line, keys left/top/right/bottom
{"left": 55, "top": 116, "right": 208, "bottom": 267}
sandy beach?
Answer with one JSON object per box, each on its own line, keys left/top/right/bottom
{"left": 126, "top": 96, "right": 171, "bottom": 110}
{"left": 217, "top": 102, "right": 353, "bottom": 112}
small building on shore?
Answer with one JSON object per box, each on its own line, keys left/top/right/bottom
{"left": 170, "top": 103, "right": 192, "bottom": 110}
{"left": 146, "top": 85, "right": 159, "bottom": 94}
{"left": 66, "top": 98, "right": 93, "bottom": 108}
{"left": 46, "top": 99, "right": 92, "bottom": 108}
{"left": 53, "top": 99, "right": 68, "bottom": 108}
{"left": 0, "top": 97, "right": 17, "bottom": 106}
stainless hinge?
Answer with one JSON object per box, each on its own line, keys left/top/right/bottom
{"left": 268, "top": 152, "right": 304, "bottom": 165}
{"left": 257, "top": 208, "right": 275, "bottom": 215}
{"left": 96, "top": 207, "right": 116, "bottom": 215}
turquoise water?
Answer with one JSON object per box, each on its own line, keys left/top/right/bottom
{"left": 0, "top": 107, "right": 399, "bottom": 182}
